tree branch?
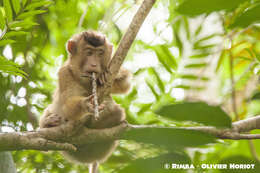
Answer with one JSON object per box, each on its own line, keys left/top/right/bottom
{"left": 1, "top": 115, "right": 260, "bottom": 152}
{"left": 99, "top": 0, "right": 156, "bottom": 98}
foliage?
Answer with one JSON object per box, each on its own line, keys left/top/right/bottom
{"left": 1, "top": 0, "right": 260, "bottom": 172}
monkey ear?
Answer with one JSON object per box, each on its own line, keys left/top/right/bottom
{"left": 67, "top": 40, "right": 77, "bottom": 54}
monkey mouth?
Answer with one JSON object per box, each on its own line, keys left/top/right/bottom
{"left": 81, "top": 72, "right": 99, "bottom": 78}
{"left": 81, "top": 73, "right": 92, "bottom": 78}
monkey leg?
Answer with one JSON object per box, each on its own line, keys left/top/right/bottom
{"left": 62, "top": 141, "right": 118, "bottom": 164}
{"left": 39, "top": 106, "right": 64, "bottom": 128}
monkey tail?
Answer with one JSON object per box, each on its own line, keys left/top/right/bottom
{"left": 89, "top": 162, "right": 99, "bottom": 173}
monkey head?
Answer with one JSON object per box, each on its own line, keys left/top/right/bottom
{"left": 66, "top": 31, "right": 113, "bottom": 84}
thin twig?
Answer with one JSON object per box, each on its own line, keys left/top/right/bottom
{"left": 229, "top": 43, "right": 239, "bottom": 121}
{"left": 78, "top": 0, "right": 91, "bottom": 29}
{"left": 99, "top": 0, "right": 156, "bottom": 99}
{"left": 92, "top": 73, "right": 99, "bottom": 120}
{"left": 248, "top": 140, "right": 260, "bottom": 162}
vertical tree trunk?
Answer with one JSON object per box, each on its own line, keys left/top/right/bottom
{"left": 0, "top": 152, "right": 17, "bottom": 173}
{"left": 0, "top": 127, "right": 17, "bottom": 173}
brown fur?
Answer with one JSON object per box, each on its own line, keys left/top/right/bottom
{"left": 39, "top": 31, "right": 131, "bottom": 166}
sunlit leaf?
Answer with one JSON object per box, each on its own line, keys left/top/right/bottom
{"left": 9, "top": 20, "right": 38, "bottom": 29}
{"left": 152, "top": 45, "right": 177, "bottom": 73}
{"left": 183, "top": 16, "right": 190, "bottom": 40}
{"left": 12, "top": 0, "right": 21, "bottom": 14}
{"left": 189, "top": 53, "right": 210, "bottom": 59}
{"left": 126, "top": 87, "right": 138, "bottom": 101}
{"left": 0, "top": 56, "right": 27, "bottom": 78}
{"left": 17, "top": 10, "right": 46, "bottom": 19}
{"left": 5, "top": 31, "right": 28, "bottom": 38}
{"left": 231, "top": 3, "right": 260, "bottom": 28}
{"left": 22, "top": 0, "right": 27, "bottom": 6}
{"left": 194, "top": 44, "right": 217, "bottom": 50}
{"left": 177, "top": 0, "right": 248, "bottom": 16}
{"left": 216, "top": 50, "right": 227, "bottom": 72}
{"left": 3, "top": 0, "right": 13, "bottom": 21}
{"left": 194, "top": 34, "right": 219, "bottom": 47}
{"left": 0, "top": 9, "right": 5, "bottom": 30}
{"left": 122, "top": 127, "right": 217, "bottom": 149}
{"left": 145, "top": 79, "right": 160, "bottom": 101}
{"left": 147, "top": 67, "right": 165, "bottom": 93}
{"left": 0, "top": 39, "right": 15, "bottom": 46}
{"left": 173, "top": 23, "right": 183, "bottom": 56}
{"left": 174, "top": 85, "right": 205, "bottom": 90}
{"left": 155, "top": 102, "right": 232, "bottom": 128}
{"left": 185, "top": 63, "right": 207, "bottom": 68}
{"left": 25, "top": 0, "right": 53, "bottom": 10}
{"left": 195, "top": 24, "right": 203, "bottom": 36}
{"left": 179, "top": 74, "right": 209, "bottom": 81}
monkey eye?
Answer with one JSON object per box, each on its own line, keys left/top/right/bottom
{"left": 97, "top": 50, "right": 104, "bottom": 56}
{"left": 86, "top": 50, "right": 93, "bottom": 56}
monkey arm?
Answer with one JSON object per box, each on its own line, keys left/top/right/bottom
{"left": 111, "top": 68, "right": 131, "bottom": 94}
{"left": 61, "top": 94, "right": 95, "bottom": 121}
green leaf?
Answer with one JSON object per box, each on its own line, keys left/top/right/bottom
{"left": 194, "top": 44, "right": 217, "bottom": 50}
{"left": 216, "top": 50, "right": 227, "bottom": 72}
{"left": 251, "top": 91, "right": 260, "bottom": 100}
{"left": 145, "top": 79, "right": 160, "bottom": 101}
{"left": 185, "top": 63, "right": 207, "bottom": 68}
{"left": 179, "top": 74, "right": 209, "bottom": 81}
{"left": 5, "top": 31, "right": 27, "bottom": 38}
{"left": 17, "top": 10, "right": 46, "bottom": 19}
{"left": 117, "top": 153, "right": 191, "bottom": 173}
{"left": 219, "top": 156, "right": 260, "bottom": 173}
{"left": 177, "top": 0, "right": 248, "bottom": 16}
{"left": 173, "top": 25, "right": 183, "bottom": 56}
{"left": 0, "top": 56, "right": 20, "bottom": 66}
{"left": 194, "top": 34, "right": 219, "bottom": 47}
{"left": 137, "top": 103, "right": 153, "bottom": 115}
{"left": 153, "top": 45, "right": 177, "bottom": 73}
{"left": 155, "top": 102, "right": 232, "bottom": 128}
{"left": 126, "top": 87, "right": 138, "bottom": 101}
{"left": 183, "top": 16, "right": 190, "bottom": 40}
{"left": 12, "top": 0, "right": 21, "bottom": 14}
{"left": 122, "top": 127, "right": 216, "bottom": 149}
{"left": 25, "top": 0, "right": 53, "bottom": 10}
{"left": 3, "top": 0, "right": 13, "bottom": 21}
{"left": 0, "top": 65, "right": 27, "bottom": 77}
{"left": 231, "top": 3, "right": 260, "bottom": 28}
{"left": 0, "top": 39, "right": 15, "bottom": 47}
{"left": 0, "top": 9, "right": 5, "bottom": 30}
{"left": 0, "top": 56, "right": 27, "bottom": 78}
{"left": 22, "top": 0, "right": 27, "bottom": 6}
{"left": 174, "top": 85, "right": 205, "bottom": 90}
{"left": 9, "top": 20, "right": 38, "bottom": 29}
{"left": 195, "top": 24, "right": 203, "bottom": 36}
{"left": 147, "top": 67, "right": 165, "bottom": 93}
{"left": 189, "top": 53, "right": 210, "bottom": 59}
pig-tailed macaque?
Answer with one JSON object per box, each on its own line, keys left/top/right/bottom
{"left": 39, "top": 31, "right": 131, "bottom": 172}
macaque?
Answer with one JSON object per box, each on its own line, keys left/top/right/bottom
{"left": 39, "top": 31, "right": 131, "bottom": 169}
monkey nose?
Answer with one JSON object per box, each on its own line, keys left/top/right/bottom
{"left": 91, "top": 64, "right": 97, "bottom": 67}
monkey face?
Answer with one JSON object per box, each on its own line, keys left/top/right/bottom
{"left": 79, "top": 44, "right": 104, "bottom": 76}
{"left": 67, "top": 31, "right": 113, "bottom": 82}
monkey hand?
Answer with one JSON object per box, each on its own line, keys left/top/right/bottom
{"left": 82, "top": 95, "right": 105, "bottom": 114}
{"left": 41, "top": 113, "right": 63, "bottom": 128}
{"left": 98, "top": 70, "right": 110, "bottom": 85}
